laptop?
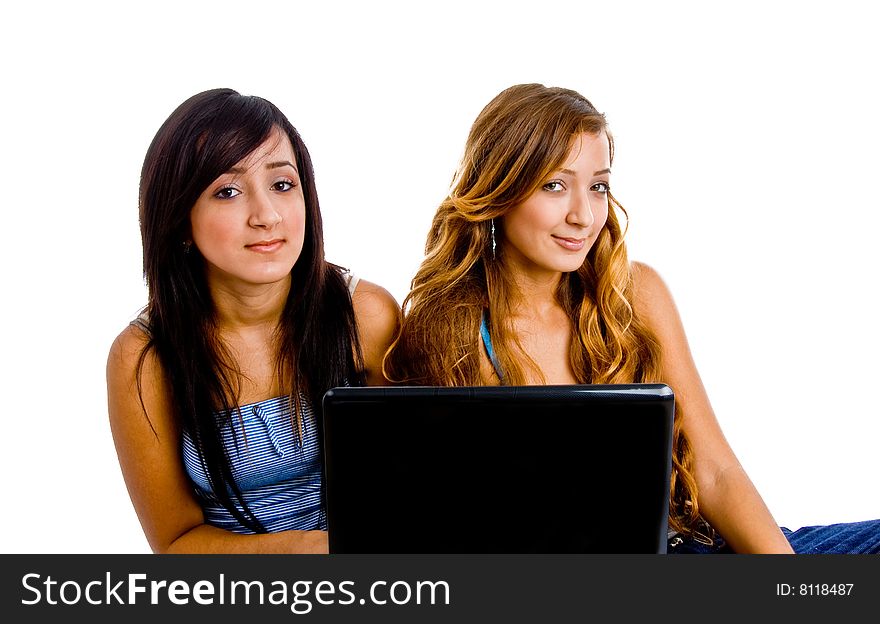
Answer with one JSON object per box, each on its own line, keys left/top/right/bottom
{"left": 321, "top": 384, "right": 674, "bottom": 553}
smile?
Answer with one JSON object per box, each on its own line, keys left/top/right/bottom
{"left": 551, "top": 235, "right": 587, "bottom": 251}
{"left": 245, "top": 239, "right": 285, "bottom": 253}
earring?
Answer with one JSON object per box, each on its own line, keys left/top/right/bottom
{"left": 490, "top": 219, "right": 497, "bottom": 260}
{"left": 183, "top": 240, "right": 192, "bottom": 254}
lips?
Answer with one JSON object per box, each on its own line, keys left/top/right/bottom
{"left": 552, "top": 235, "right": 587, "bottom": 251}
{"left": 245, "top": 239, "right": 285, "bottom": 253}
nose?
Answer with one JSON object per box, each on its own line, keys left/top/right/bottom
{"left": 567, "top": 187, "right": 595, "bottom": 228}
{"left": 247, "top": 189, "right": 283, "bottom": 229}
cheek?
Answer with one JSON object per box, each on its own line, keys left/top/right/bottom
{"left": 191, "top": 213, "right": 238, "bottom": 251}
{"left": 287, "top": 205, "right": 307, "bottom": 244}
{"left": 595, "top": 201, "right": 610, "bottom": 230}
{"left": 506, "top": 205, "right": 551, "bottom": 239}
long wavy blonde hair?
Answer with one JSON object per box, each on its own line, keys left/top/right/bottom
{"left": 385, "top": 83, "right": 704, "bottom": 536}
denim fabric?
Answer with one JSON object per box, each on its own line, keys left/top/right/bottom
{"left": 667, "top": 519, "right": 880, "bottom": 554}
{"left": 782, "top": 520, "right": 880, "bottom": 554}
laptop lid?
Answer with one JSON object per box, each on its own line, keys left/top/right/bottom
{"left": 322, "top": 384, "right": 674, "bottom": 553}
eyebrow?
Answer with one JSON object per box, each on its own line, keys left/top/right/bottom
{"left": 558, "top": 167, "right": 611, "bottom": 177}
{"left": 227, "top": 160, "right": 298, "bottom": 174}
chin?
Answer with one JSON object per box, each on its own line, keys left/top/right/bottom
{"left": 554, "top": 255, "right": 588, "bottom": 274}
{"left": 557, "top": 264, "right": 585, "bottom": 274}
{"left": 237, "top": 264, "right": 295, "bottom": 286}
{"left": 256, "top": 269, "right": 296, "bottom": 284}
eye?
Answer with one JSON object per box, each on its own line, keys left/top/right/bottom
{"left": 272, "top": 179, "right": 296, "bottom": 192}
{"left": 542, "top": 181, "right": 565, "bottom": 192}
{"left": 214, "top": 186, "right": 240, "bottom": 200}
{"left": 591, "top": 182, "right": 610, "bottom": 194}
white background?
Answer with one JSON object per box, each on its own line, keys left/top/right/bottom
{"left": 2, "top": 0, "right": 877, "bottom": 553}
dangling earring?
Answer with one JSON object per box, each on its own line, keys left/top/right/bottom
{"left": 183, "top": 240, "right": 192, "bottom": 255}
{"left": 490, "top": 218, "right": 497, "bottom": 260}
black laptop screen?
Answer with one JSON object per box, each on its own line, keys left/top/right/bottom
{"left": 322, "top": 384, "right": 674, "bottom": 553}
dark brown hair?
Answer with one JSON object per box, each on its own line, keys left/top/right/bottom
{"left": 138, "top": 88, "right": 363, "bottom": 532}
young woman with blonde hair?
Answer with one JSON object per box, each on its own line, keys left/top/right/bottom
{"left": 385, "top": 83, "right": 880, "bottom": 553}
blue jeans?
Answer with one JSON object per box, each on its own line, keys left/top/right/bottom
{"left": 667, "top": 519, "right": 880, "bottom": 554}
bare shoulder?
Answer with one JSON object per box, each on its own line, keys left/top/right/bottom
{"left": 106, "top": 322, "right": 174, "bottom": 438}
{"left": 108, "top": 323, "right": 150, "bottom": 375}
{"left": 630, "top": 261, "right": 703, "bottom": 398}
{"left": 629, "top": 260, "right": 698, "bottom": 371}
{"left": 351, "top": 279, "right": 401, "bottom": 385}
{"left": 630, "top": 261, "right": 681, "bottom": 329}
{"left": 107, "top": 323, "right": 151, "bottom": 397}
{"left": 631, "top": 261, "right": 672, "bottom": 302}
{"left": 352, "top": 279, "right": 400, "bottom": 335}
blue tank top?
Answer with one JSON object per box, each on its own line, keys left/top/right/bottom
{"left": 181, "top": 395, "right": 325, "bottom": 533}
{"left": 480, "top": 310, "right": 505, "bottom": 383}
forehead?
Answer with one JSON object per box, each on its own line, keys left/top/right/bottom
{"left": 231, "top": 127, "right": 296, "bottom": 171}
{"left": 561, "top": 132, "right": 610, "bottom": 170}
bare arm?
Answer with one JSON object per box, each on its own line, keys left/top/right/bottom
{"left": 631, "top": 262, "right": 793, "bottom": 554}
{"left": 351, "top": 279, "right": 401, "bottom": 386}
{"left": 106, "top": 325, "right": 327, "bottom": 554}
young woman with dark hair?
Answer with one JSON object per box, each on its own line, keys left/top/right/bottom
{"left": 385, "top": 83, "right": 880, "bottom": 553}
{"left": 108, "top": 88, "right": 399, "bottom": 553}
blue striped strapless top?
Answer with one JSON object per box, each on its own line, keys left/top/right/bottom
{"left": 181, "top": 394, "right": 326, "bottom": 533}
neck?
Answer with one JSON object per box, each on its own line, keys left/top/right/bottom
{"left": 208, "top": 275, "right": 291, "bottom": 332}
{"left": 510, "top": 274, "right": 561, "bottom": 319}
{"left": 502, "top": 263, "right": 564, "bottom": 318}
